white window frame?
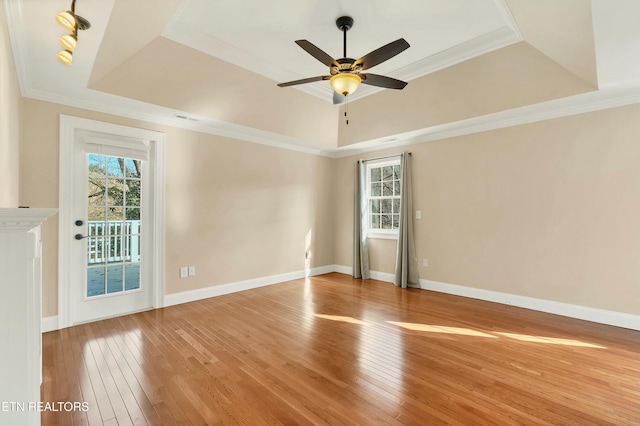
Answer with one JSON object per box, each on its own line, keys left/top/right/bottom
{"left": 365, "top": 157, "right": 401, "bottom": 240}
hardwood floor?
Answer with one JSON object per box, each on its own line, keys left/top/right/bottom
{"left": 41, "top": 273, "right": 640, "bottom": 425}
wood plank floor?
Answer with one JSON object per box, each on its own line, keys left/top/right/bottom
{"left": 41, "top": 273, "right": 640, "bottom": 425}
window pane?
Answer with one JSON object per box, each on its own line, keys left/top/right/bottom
{"left": 107, "top": 265, "right": 124, "bottom": 294}
{"left": 88, "top": 154, "right": 106, "bottom": 176}
{"left": 126, "top": 207, "right": 140, "bottom": 221}
{"left": 394, "top": 180, "right": 401, "bottom": 196}
{"left": 125, "top": 159, "right": 141, "bottom": 178}
{"left": 125, "top": 264, "right": 140, "bottom": 291}
{"left": 87, "top": 267, "right": 105, "bottom": 297}
{"left": 126, "top": 235, "right": 141, "bottom": 262}
{"left": 107, "top": 178, "right": 125, "bottom": 207}
{"left": 107, "top": 207, "right": 124, "bottom": 222}
{"left": 108, "top": 235, "right": 124, "bottom": 260}
{"left": 383, "top": 182, "right": 394, "bottom": 196}
{"left": 87, "top": 237, "right": 106, "bottom": 264}
{"left": 371, "top": 167, "right": 381, "bottom": 182}
{"left": 88, "top": 178, "right": 106, "bottom": 206}
{"left": 371, "top": 214, "right": 380, "bottom": 229}
{"left": 381, "top": 199, "right": 392, "bottom": 213}
{"left": 393, "top": 199, "right": 401, "bottom": 214}
{"left": 88, "top": 207, "right": 105, "bottom": 222}
{"left": 381, "top": 214, "right": 392, "bottom": 229}
{"left": 107, "top": 157, "right": 125, "bottom": 177}
{"left": 371, "top": 182, "right": 381, "bottom": 197}
{"left": 393, "top": 165, "right": 400, "bottom": 180}
{"left": 392, "top": 214, "right": 399, "bottom": 229}
{"left": 382, "top": 166, "right": 393, "bottom": 181}
{"left": 125, "top": 180, "right": 141, "bottom": 207}
{"left": 88, "top": 221, "right": 105, "bottom": 237}
{"left": 370, "top": 199, "right": 380, "bottom": 214}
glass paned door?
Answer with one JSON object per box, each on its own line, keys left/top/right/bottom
{"left": 86, "top": 154, "right": 142, "bottom": 299}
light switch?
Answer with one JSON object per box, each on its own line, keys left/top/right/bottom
{"left": 416, "top": 210, "right": 422, "bottom": 219}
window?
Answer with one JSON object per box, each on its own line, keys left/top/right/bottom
{"left": 366, "top": 158, "right": 401, "bottom": 238}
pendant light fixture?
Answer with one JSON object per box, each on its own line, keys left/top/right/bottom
{"left": 55, "top": 0, "right": 90, "bottom": 65}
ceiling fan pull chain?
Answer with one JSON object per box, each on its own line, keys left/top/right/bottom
{"left": 345, "top": 95, "right": 349, "bottom": 125}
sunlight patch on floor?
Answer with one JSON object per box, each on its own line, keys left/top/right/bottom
{"left": 315, "top": 314, "right": 367, "bottom": 325}
{"left": 385, "top": 322, "right": 607, "bottom": 348}
{"left": 387, "top": 321, "right": 497, "bottom": 338}
{"left": 495, "top": 332, "right": 607, "bottom": 348}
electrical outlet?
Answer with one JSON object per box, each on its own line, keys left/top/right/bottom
{"left": 416, "top": 210, "right": 422, "bottom": 219}
{"left": 180, "top": 267, "right": 188, "bottom": 278}
{"left": 188, "top": 266, "right": 196, "bottom": 276}
{"left": 422, "top": 259, "right": 428, "bottom": 268}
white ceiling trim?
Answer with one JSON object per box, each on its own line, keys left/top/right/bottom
{"left": 21, "top": 86, "right": 335, "bottom": 157}
{"left": 16, "top": 77, "right": 640, "bottom": 161}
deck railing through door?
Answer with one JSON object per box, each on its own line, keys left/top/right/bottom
{"left": 86, "top": 220, "right": 140, "bottom": 264}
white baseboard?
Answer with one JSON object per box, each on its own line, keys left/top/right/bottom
{"left": 42, "top": 316, "right": 58, "bottom": 333}
{"left": 333, "top": 265, "right": 396, "bottom": 283}
{"left": 333, "top": 265, "right": 640, "bottom": 331}
{"left": 333, "top": 265, "right": 353, "bottom": 275}
{"left": 43, "top": 265, "right": 640, "bottom": 332}
{"left": 419, "top": 278, "right": 640, "bottom": 331}
{"left": 164, "top": 265, "right": 332, "bottom": 307}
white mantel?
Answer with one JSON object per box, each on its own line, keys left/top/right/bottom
{"left": 0, "top": 208, "right": 57, "bottom": 426}
{"left": 0, "top": 208, "right": 58, "bottom": 231}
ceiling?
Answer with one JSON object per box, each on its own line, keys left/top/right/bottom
{"left": 4, "top": 0, "right": 640, "bottom": 156}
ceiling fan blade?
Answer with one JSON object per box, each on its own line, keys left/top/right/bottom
{"left": 361, "top": 74, "right": 408, "bottom": 90}
{"left": 295, "top": 40, "right": 340, "bottom": 68}
{"left": 354, "top": 38, "right": 410, "bottom": 71}
{"left": 277, "top": 75, "right": 330, "bottom": 88}
{"left": 333, "top": 92, "right": 346, "bottom": 105}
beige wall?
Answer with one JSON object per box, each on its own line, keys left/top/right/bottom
{"left": 20, "top": 99, "right": 335, "bottom": 317}
{"left": 334, "top": 105, "right": 640, "bottom": 315}
{"left": 0, "top": 2, "right": 20, "bottom": 206}
{"left": 16, "top": 99, "right": 640, "bottom": 319}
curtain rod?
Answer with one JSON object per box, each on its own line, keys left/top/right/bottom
{"left": 360, "top": 152, "right": 411, "bottom": 163}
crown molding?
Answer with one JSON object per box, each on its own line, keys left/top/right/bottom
{"left": 21, "top": 82, "right": 640, "bottom": 161}
{"left": 22, "top": 86, "right": 336, "bottom": 158}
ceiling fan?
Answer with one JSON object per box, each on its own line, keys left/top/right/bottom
{"left": 277, "top": 16, "right": 410, "bottom": 104}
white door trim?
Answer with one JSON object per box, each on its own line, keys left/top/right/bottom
{"left": 58, "top": 115, "right": 165, "bottom": 329}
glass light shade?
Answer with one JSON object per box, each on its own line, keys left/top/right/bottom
{"left": 59, "top": 34, "right": 77, "bottom": 52}
{"left": 330, "top": 73, "right": 361, "bottom": 96}
{"left": 55, "top": 11, "right": 76, "bottom": 31}
{"left": 57, "top": 49, "right": 73, "bottom": 65}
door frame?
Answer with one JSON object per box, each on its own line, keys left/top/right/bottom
{"left": 58, "top": 115, "right": 165, "bottom": 328}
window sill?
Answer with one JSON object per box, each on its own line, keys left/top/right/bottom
{"left": 367, "top": 231, "right": 398, "bottom": 240}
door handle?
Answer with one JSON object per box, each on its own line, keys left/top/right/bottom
{"left": 74, "top": 234, "right": 90, "bottom": 240}
{"left": 75, "top": 220, "right": 84, "bottom": 226}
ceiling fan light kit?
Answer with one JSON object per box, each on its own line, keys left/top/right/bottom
{"left": 55, "top": 0, "right": 90, "bottom": 65}
{"left": 330, "top": 73, "right": 361, "bottom": 96}
{"left": 278, "top": 15, "right": 410, "bottom": 101}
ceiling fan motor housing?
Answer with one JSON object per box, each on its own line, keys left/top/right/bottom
{"left": 336, "top": 16, "right": 354, "bottom": 31}
{"left": 331, "top": 58, "right": 360, "bottom": 75}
